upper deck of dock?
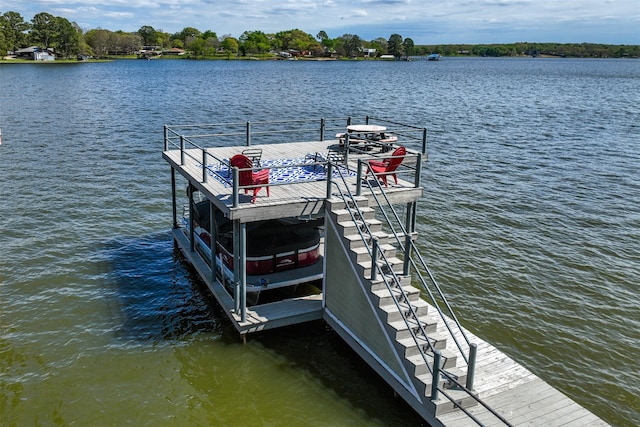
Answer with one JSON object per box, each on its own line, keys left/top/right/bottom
{"left": 162, "top": 117, "right": 427, "bottom": 223}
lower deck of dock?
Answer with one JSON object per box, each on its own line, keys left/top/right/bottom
{"left": 174, "top": 228, "right": 323, "bottom": 334}
{"left": 434, "top": 317, "right": 608, "bottom": 426}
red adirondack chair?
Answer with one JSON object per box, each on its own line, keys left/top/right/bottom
{"left": 367, "top": 146, "right": 406, "bottom": 186}
{"left": 230, "top": 154, "right": 270, "bottom": 203}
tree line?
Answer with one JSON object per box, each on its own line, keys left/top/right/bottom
{"left": 1, "top": 10, "right": 638, "bottom": 60}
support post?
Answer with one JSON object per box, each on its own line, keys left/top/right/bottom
{"left": 163, "top": 125, "right": 168, "bottom": 151}
{"left": 180, "top": 135, "right": 185, "bottom": 165}
{"left": 171, "top": 168, "right": 178, "bottom": 229}
{"left": 325, "top": 162, "right": 333, "bottom": 199}
{"left": 232, "top": 167, "right": 239, "bottom": 208}
{"left": 246, "top": 121, "right": 251, "bottom": 146}
{"left": 240, "top": 222, "right": 247, "bottom": 322}
{"left": 371, "top": 238, "right": 379, "bottom": 281}
{"left": 403, "top": 202, "right": 415, "bottom": 276}
{"left": 414, "top": 152, "right": 422, "bottom": 188}
{"left": 466, "top": 343, "right": 477, "bottom": 391}
{"left": 233, "top": 220, "right": 240, "bottom": 313}
{"left": 188, "top": 184, "right": 195, "bottom": 252}
{"left": 431, "top": 350, "right": 441, "bottom": 401}
{"left": 356, "top": 159, "right": 363, "bottom": 196}
{"left": 202, "top": 148, "right": 208, "bottom": 183}
{"left": 422, "top": 128, "right": 427, "bottom": 154}
{"left": 320, "top": 118, "right": 325, "bottom": 141}
{"left": 343, "top": 134, "right": 349, "bottom": 165}
{"left": 210, "top": 200, "right": 216, "bottom": 282}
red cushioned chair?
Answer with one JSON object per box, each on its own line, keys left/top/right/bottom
{"left": 230, "top": 154, "right": 270, "bottom": 203}
{"left": 367, "top": 146, "right": 406, "bottom": 186}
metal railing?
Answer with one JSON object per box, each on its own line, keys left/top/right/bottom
{"left": 164, "top": 116, "right": 427, "bottom": 154}
{"left": 324, "top": 157, "right": 512, "bottom": 426}
{"left": 164, "top": 117, "right": 428, "bottom": 208}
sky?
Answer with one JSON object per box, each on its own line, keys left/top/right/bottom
{"left": 2, "top": 0, "right": 639, "bottom": 45}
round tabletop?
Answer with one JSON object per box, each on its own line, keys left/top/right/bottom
{"left": 347, "top": 124, "right": 387, "bottom": 133}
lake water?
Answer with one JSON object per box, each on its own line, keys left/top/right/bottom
{"left": 1, "top": 57, "right": 638, "bottom": 426}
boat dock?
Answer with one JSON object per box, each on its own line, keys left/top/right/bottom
{"left": 162, "top": 117, "right": 608, "bottom": 426}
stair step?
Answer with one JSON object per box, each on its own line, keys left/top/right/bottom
{"left": 331, "top": 206, "right": 376, "bottom": 223}
{"left": 432, "top": 388, "right": 479, "bottom": 415}
{"left": 357, "top": 256, "right": 403, "bottom": 278}
{"left": 372, "top": 283, "right": 421, "bottom": 306}
{"left": 405, "top": 347, "right": 458, "bottom": 369}
{"left": 441, "top": 366, "right": 468, "bottom": 390}
{"left": 398, "top": 332, "right": 448, "bottom": 357}
{"left": 413, "top": 372, "right": 448, "bottom": 398}
{"left": 350, "top": 243, "right": 397, "bottom": 264}
{"left": 343, "top": 230, "right": 389, "bottom": 249}
{"left": 370, "top": 274, "right": 411, "bottom": 291}
{"left": 337, "top": 218, "right": 383, "bottom": 235}
{"left": 379, "top": 298, "right": 429, "bottom": 322}
{"left": 388, "top": 316, "right": 438, "bottom": 340}
{"left": 327, "top": 196, "right": 368, "bottom": 211}
{"left": 405, "top": 351, "right": 467, "bottom": 382}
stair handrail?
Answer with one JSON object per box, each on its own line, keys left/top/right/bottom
{"left": 355, "top": 160, "right": 514, "bottom": 426}
{"left": 327, "top": 161, "right": 512, "bottom": 426}
{"left": 326, "top": 163, "right": 444, "bottom": 375}
{"left": 356, "top": 158, "right": 473, "bottom": 358}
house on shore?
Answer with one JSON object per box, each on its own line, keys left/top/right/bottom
{"left": 15, "top": 46, "right": 55, "bottom": 61}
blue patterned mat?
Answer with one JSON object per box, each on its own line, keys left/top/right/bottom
{"left": 205, "top": 155, "right": 352, "bottom": 187}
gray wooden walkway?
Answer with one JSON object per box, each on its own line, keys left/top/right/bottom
{"left": 435, "top": 312, "right": 608, "bottom": 426}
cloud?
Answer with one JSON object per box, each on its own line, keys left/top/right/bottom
{"left": 2, "top": 0, "right": 638, "bottom": 44}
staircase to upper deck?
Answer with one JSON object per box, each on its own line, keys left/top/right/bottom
{"left": 323, "top": 195, "right": 480, "bottom": 423}
{"left": 324, "top": 151, "right": 496, "bottom": 425}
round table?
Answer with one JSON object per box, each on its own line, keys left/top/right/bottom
{"left": 347, "top": 124, "right": 387, "bottom": 134}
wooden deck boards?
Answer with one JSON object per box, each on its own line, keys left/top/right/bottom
{"left": 163, "top": 140, "right": 422, "bottom": 222}
{"left": 433, "top": 306, "right": 608, "bottom": 426}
